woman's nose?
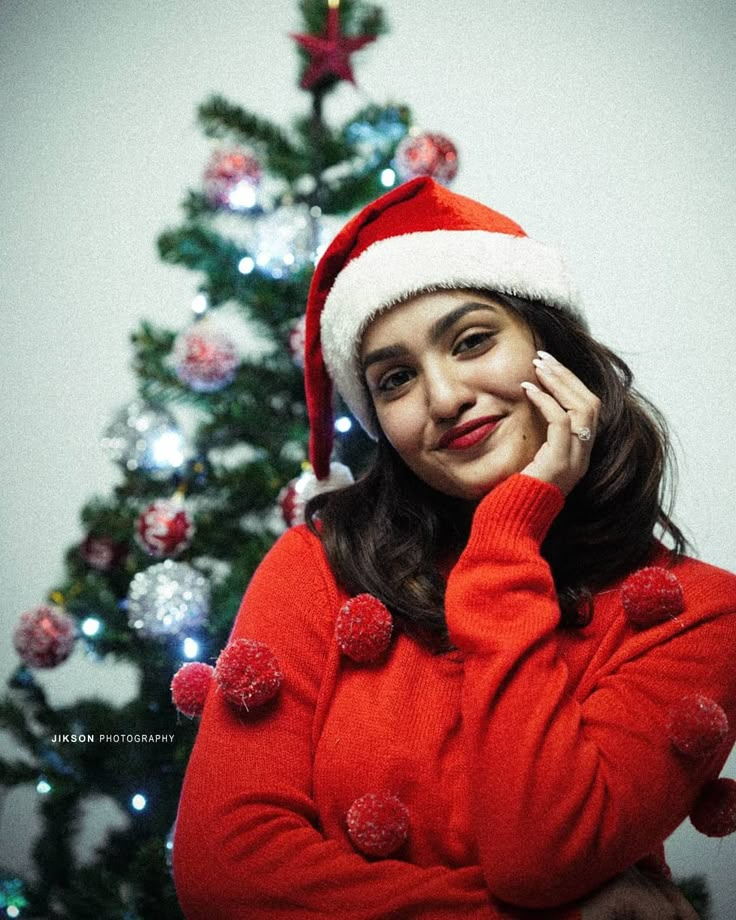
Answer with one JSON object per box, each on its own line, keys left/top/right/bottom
{"left": 424, "top": 365, "right": 476, "bottom": 422}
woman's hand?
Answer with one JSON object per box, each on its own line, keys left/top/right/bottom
{"left": 520, "top": 350, "right": 601, "bottom": 496}
{"left": 578, "top": 868, "right": 700, "bottom": 920}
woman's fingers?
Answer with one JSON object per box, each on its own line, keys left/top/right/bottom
{"left": 519, "top": 351, "right": 601, "bottom": 495}
{"left": 533, "top": 350, "right": 600, "bottom": 433}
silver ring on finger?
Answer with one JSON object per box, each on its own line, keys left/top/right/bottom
{"left": 574, "top": 426, "right": 592, "bottom": 442}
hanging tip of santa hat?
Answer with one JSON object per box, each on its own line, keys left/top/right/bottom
{"left": 299, "top": 461, "right": 354, "bottom": 500}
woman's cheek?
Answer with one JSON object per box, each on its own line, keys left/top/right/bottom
{"left": 379, "top": 401, "right": 421, "bottom": 453}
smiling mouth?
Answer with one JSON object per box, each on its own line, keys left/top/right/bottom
{"left": 437, "top": 416, "right": 502, "bottom": 451}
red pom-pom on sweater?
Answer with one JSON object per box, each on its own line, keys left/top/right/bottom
{"left": 667, "top": 694, "right": 729, "bottom": 758}
{"left": 336, "top": 594, "right": 393, "bottom": 662}
{"left": 621, "top": 567, "right": 684, "bottom": 628}
{"left": 214, "top": 638, "right": 282, "bottom": 710}
{"left": 346, "top": 792, "right": 410, "bottom": 857}
{"left": 690, "top": 778, "right": 736, "bottom": 837}
{"left": 171, "top": 662, "right": 214, "bottom": 718}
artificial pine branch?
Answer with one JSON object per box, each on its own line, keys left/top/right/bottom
{"left": 198, "top": 95, "right": 308, "bottom": 181}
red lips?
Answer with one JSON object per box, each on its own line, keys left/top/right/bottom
{"left": 436, "top": 416, "right": 501, "bottom": 450}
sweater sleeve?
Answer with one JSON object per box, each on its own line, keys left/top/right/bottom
{"left": 445, "top": 473, "right": 736, "bottom": 909}
{"left": 173, "top": 526, "right": 512, "bottom": 920}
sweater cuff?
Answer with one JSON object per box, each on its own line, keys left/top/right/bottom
{"left": 462, "top": 474, "right": 564, "bottom": 559}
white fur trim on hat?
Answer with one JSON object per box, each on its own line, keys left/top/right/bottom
{"left": 320, "top": 229, "right": 584, "bottom": 437}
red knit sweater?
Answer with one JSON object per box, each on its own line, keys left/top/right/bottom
{"left": 173, "top": 474, "right": 736, "bottom": 919}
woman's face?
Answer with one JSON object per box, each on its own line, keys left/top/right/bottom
{"left": 360, "top": 289, "right": 547, "bottom": 500}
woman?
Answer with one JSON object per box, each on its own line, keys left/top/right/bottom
{"left": 173, "top": 177, "right": 736, "bottom": 918}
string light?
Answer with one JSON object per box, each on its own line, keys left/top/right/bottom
{"left": 238, "top": 256, "right": 255, "bottom": 275}
{"left": 227, "top": 181, "right": 257, "bottom": 210}
{"left": 335, "top": 416, "right": 352, "bottom": 433}
{"left": 131, "top": 793, "right": 147, "bottom": 812}
{"left": 182, "top": 637, "right": 200, "bottom": 659}
{"left": 191, "top": 294, "right": 208, "bottom": 315}
{"left": 150, "top": 430, "right": 186, "bottom": 470}
{"left": 36, "top": 778, "right": 52, "bottom": 795}
{"left": 380, "top": 168, "right": 396, "bottom": 187}
{"left": 81, "top": 617, "right": 102, "bottom": 638}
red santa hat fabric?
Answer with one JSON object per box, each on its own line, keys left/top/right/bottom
{"left": 305, "top": 176, "right": 583, "bottom": 479}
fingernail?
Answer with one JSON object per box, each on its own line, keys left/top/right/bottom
{"left": 521, "top": 381, "right": 540, "bottom": 392}
{"left": 532, "top": 357, "right": 551, "bottom": 372}
{"left": 537, "top": 350, "right": 556, "bottom": 362}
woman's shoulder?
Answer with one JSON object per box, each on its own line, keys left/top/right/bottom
{"left": 673, "top": 551, "right": 736, "bottom": 591}
{"left": 234, "top": 524, "right": 343, "bottom": 644}
{"left": 272, "top": 520, "right": 327, "bottom": 554}
{"left": 256, "top": 522, "right": 339, "bottom": 593}
{"left": 648, "top": 545, "right": 736, "bottom": 620}
{"left": 590, "top": 549, "right": 736, "bottom": 635}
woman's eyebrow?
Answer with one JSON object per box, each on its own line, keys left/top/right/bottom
{"left": 361, "top": 302, "right": 499, "bottom": 373}
{"left": 427, "top": 302, "right": 499, "bottom": 344}
{"left": 362, "top": 343, "right": 410, "bottom": 372}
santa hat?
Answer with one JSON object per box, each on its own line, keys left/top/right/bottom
{"left": 305, "top": 176, "right": 584, "bottom": 480}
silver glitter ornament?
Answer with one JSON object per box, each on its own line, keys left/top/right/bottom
{"left": 101, "top": 400, "right": 186, "bottom": 479}
{"left": 254, "top": 205, "right": 314, "bottom": 278}
{"left": 127, "top": 560, "right": 209, "bottom": 638}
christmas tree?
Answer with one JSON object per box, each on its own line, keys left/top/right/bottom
{"left": 0, "top": 2, "right": 461, "bottom": 917}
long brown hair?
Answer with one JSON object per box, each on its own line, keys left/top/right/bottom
{"left": 306, "top": 292, "right": 687, "bottom": 651}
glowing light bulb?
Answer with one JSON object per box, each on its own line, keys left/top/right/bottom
{"left": 151, "top": 430, "right": 185, "bottom": 470}
{"left": 183, "top": 637, "right": 200, "bottom": 659}
{"left": 131, "top": 793, "right": 147, "bottom": 811}
{"left": 238, "top": 256, "right": 255, "bottom": 274}
{"left": 192, "top": 294, "right": 208, "bottom": 315}
{"left": 36, "top": 778, "right": 52, "bottom": 795}
{"left": 335, "top": 416, "right": 352, "bottom": 433}
{"left": 380, "top": 168, "right": 396, "bottom": 187}
{"left": 81, "top": 617, "right": 101, "bottom": 638}
{"left": 228, "top": 180, "right": 257, "bottom": 210}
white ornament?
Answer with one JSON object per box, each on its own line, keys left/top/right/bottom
{"left": 254, "top": 205, "right": 315, "bottom": 278}
{"left": 101, "top": 400, "right": 186, "bottom": 479}
{"left": 127, "top": 560, "right": 209, "bottom": 638}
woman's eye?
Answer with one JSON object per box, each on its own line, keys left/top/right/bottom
{"left": 378, "top": 368, "right": 413, "bottom": 392}
{"left": 454, "top": 331, "right": 493, "bottom": 354}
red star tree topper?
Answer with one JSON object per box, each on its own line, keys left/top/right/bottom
{"left": 292, "top": 0, "right": 376, "bottom": 91}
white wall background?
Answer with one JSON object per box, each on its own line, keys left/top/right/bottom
{"left": 1, "top": 0, "right": 734, "bottom": 915}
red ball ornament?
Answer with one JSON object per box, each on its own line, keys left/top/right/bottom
{"left": 394, "top": 132, "right": 459, "bottom": 186}
{"left": 288, "top": 315, "right": 306, "bottom": 369}
{"left": 278, "top": 476, "right": 306, "bottom": 528}
{"left": 171, "top": 662, "right": 214, "bottom": 718}
{"left": 214, "top": 638, "right": 283, "bottom": 711}
{"left": 621, "top": 566, "right": 684, "bottom": 628}
{"left": 80, "top": 534, "right": 126, "bottom": 572}
{"left": 690, "top": 778, "right": 736, "bottom": 837}
{"left": 279, "top": 463, "right": 354, "bottom": 529}
{"left": 13, "top": 604, "right": 76, "bottom": 669}
{"left": 135, "top": 498, "right": 194, "bottom": 559}
{"left": 204, "top": 148, "right": 262, "bottom": 210}
{"left": 346, "top": 792, "right": 410, "bottom": 857}
{"left": 667, "top": 694, "right": 729, "bottom": 758}
{"left": 173, "top": 323, "right": 241, "bottom": 393}
{"left": 336, "top": 594, "right": 393, "bottom": 663}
